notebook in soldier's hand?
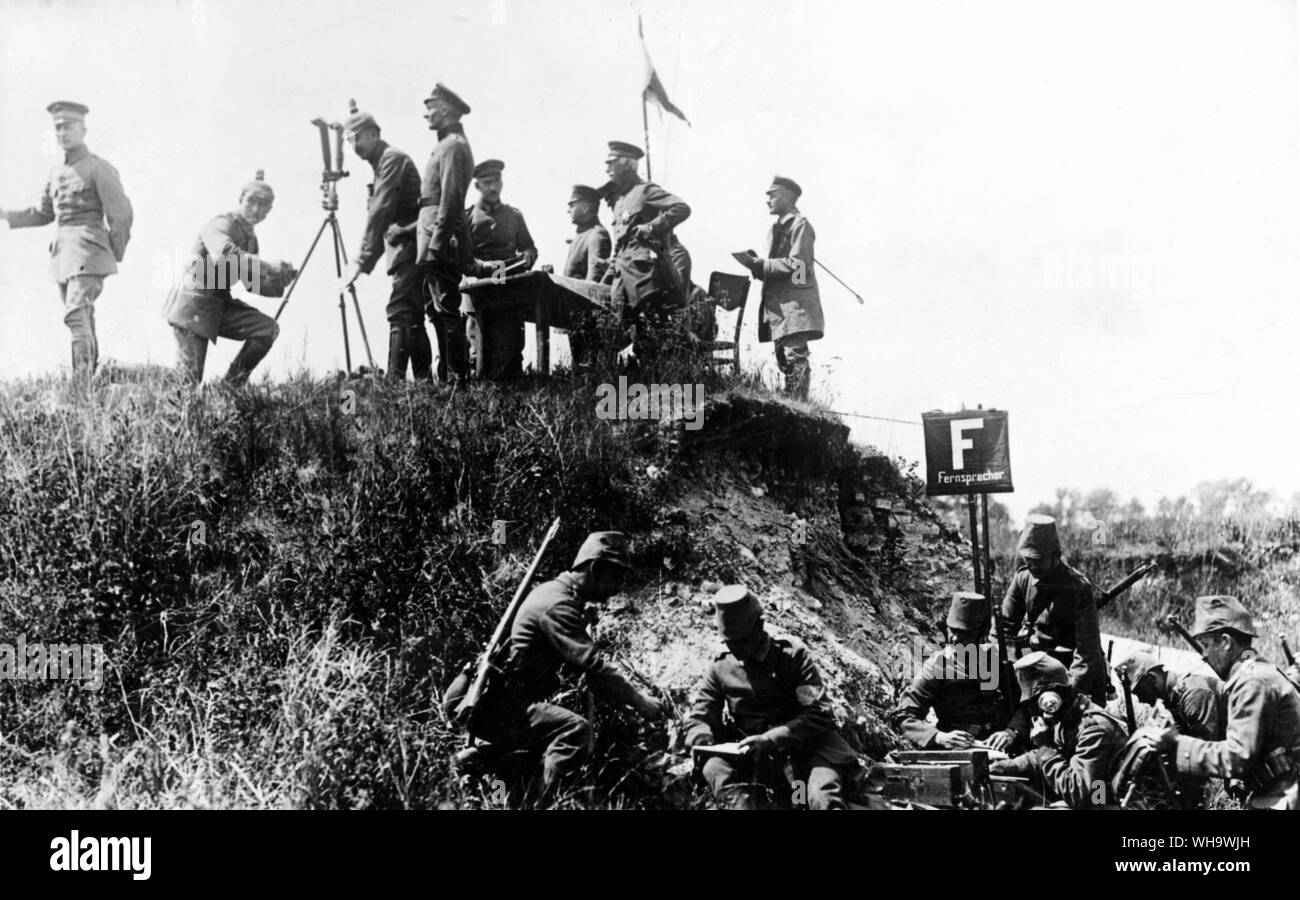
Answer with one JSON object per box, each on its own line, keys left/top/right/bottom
{"left": 690, "top": 741, "right": 751, "bottom": 763}
{"left": 731, "top": 250, "right": 759, "bottom": 269}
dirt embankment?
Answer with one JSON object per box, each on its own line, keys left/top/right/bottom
{"left": 594, "top": 393, "right": 975, "bottom": 759}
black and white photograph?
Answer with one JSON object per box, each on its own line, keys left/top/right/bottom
{"left": 0, "top": 0, "right": 1297, "bottom": 882}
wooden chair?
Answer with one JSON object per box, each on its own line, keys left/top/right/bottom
{"left": 698, "top": 271, "right": 751, "bottom": 370}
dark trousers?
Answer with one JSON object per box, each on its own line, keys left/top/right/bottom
{"left": 477, "top": 698, "right": 592, "bottom": 797}
{"left": 474, "top": 312, "right": 525, "bottom": 380}
{"left": 386, "top": 260, "right": 432, "bottom": 381}
{"left": 172, "top": 298, "right": 279, "bottom": 385}
{"left": 700, "top": 733, "right": 854, "bottom": 810}
{"left": 424, "top": 258, "right": 467, "bottom": 382}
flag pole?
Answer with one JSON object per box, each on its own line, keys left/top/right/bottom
{"left": 642, "top": 92, "right": 652, "bottom": 180}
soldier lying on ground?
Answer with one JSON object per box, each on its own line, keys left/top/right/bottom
{"left": 891, "top": 592, "right": 1014, "bottom": 750}
{"left": 989, "top": 651, "right": 1128, "bottom": 807}
{"left": 684, "top": 585, "right": 860, "bottom": 809}
{"left": 1131, "top": 596, "right": 1300, "bottom": 810}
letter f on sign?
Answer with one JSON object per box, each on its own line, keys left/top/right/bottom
{"left": 950, "top": 418, "right": 983, "bottom": 470}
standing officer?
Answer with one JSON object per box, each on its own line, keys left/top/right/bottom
{"left": 891, "top": 592, "right": 1012, "bottom": 750}
{"left": 989, "top": 651, "right": 1129, "bottom": 808}
{"left": 163, "top": 172, "right": 296, "bottom": 385}
{"left": 0, "top": 101, "right": 133, "bottom": 377}
{"left": 684, "top": 585, "right": 861, "bottom": 809}
{"left": 561, "top": 184, "right": 611, "bottom": 373}
{"left": 463, "top": 159, "right": 537, "bottom": 380}
{"left": 599, "top": 141, "right": 691, "bottom": 366}
{"left": 1134, "top": 596, "right": 1300, "bottom": 809}
{"left": 415, "top": 83, "right": 474, "bottom": 383}
{"left": 466, "top": 531, "right": 663, "bottom": 801}
{"left": 338, "top": 101, "right": 428, "bottom": 381}
{"left": 1000, "top": 515, "right": 1109, "bottom": 704}
{"left": 562, "top": 184, "right": 610, "bottom": 282}
{"left": 735, "top": 177, "right": 822, "bottom": 399}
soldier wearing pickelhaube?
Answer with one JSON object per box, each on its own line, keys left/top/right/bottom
{"left": 891, "top": 592, "right": 1012, "bottom": 750}
{"left": 463, "top": 159, "right": 537, "bottom": 380}
{"left": 735, "top": 176, "right": 823, "bottom": 400}
{"left": 462, "top": 531, "right": 663, "bottom": 799}
{"left": 1133, "top": 596, "right": 1300, "bottom": 809}
{"left": 684, "top": 585, "right": 860, "bottom": 809}
{"left": 1000, "top": 514, "right": 1109, "bottom": 703}
{"left": 598, "top": 140, "right": 691, "bottom": 366}
{"left": 163, "top": 172, "right": 296, "bottom": 385}
{"left": 338, "top": 100, "right": 428, "bottom": 381}
{"left": 989, "top": 651, "right": 1128, "bottom": 808}
{"left": 0, "top": 101, "right": 133, "bottom": 376}
{"left": 414, "top": 83, "right": 474, "bottom": 383}
{"left": 1114, "top": 648, "right": 1223, "bottom": 805}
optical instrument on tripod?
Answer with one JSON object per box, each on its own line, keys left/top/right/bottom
{"left": 273, "top": 116, "right": 375, "bottom": 374}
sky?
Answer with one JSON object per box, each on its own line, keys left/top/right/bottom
{"left": 1, "top": 0, "right": 1298, "bottom": 519}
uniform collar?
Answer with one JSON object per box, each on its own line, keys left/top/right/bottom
{"left": 573, "top": 220, "right": 597, "bottom": 234}
{"left": 436, "top": 122, "right": 465, "bottom": 140}
{"left": 774, "top": 210, "right": 799, "bottom": 227}
{"left": 64, "top": 145, "right": 90, "bottom": 165}
{"left": 1228, "top": 649, "right": 1259, "bottom": 680}
{"left": 363, "top": 138, "right": 390, "bottom": 167}
{"left": 475, "top": 197, "right": 502, "bottom": 214}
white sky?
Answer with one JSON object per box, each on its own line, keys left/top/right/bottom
{"left": 1, "top": 0, "right": 1298, "bottom": 518}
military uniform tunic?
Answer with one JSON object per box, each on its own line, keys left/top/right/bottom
{"left": 686, "top": 632, "right": 859, "bottom": 809}
{"left": 993, "top": 704, "right": 1129, "bottom": 807}
{"left": 3, "top": 144, "right": 133, "bottom": 281}
{"left": 890, "top": 643, "right": 1009, "bottom": 748}
{"left": 564, "top": 223, "right": 611, "bottom": 281}
{"left": 1174, "top": 652, "right": 1300, "bottom": 808}
{"left": 416, "top": 122, "right": 474, "bottom": 380}
{"left": 1001, "top": 563, "right": 1108, "bottom": 703}
{"left": 601, "top": 177, "right": 690, "bottom": 311}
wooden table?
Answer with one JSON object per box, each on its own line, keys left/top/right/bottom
{"left": 460, "top": 270, "right": 610, "bottom": 376}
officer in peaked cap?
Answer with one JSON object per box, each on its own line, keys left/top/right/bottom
{"left": 163, "top": 170, "right": 296, "bottom": 385}
{"left": 685, "top": 585, "right": 860, "bottom": 809}
{"left": 1, "top": 101, "right": 133, "bottom": 377}
{"left": 459, "top": 529, "right": 661, "bottom": 801}
{"left": 599, "top": 138, "right": 692, "bottom": 366}
{"left": 415, "top": 82, "right": 475, "bottom": 382}
{"left": 734, "top": 175, "right": 824, "bottom": 400}
{"left": 999, "top": 514, "right": 1109, "bottom": 704}
{"left": 339, "top": 99, "right": 429, "bottom": 381}
{"left": 1134, "top": 596, "right": 1300, "bottom": 809}
{"left": 990, "top": 650, "right": 1129, "bottom": 807}
{"left": 891, "top": 592, "right": 1012, "bottom": 751}
{"left": 563, "top": 184, "right": 611, "bottom": 282}
{"left": 463, "top": 157, "right": 537, "bottom": 381}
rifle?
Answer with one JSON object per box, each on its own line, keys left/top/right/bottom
{"left": 989, "top": 602, "right": 1017, "bottom": 714}
{"left": 1118, "top": 668, "right": 1138, "bottom": 733}
{"left": 1163, "top": 615, "right": 1208, "bottom": 661}
{"left": 1095, "top": 560, "right": 1158, "bottom": 612}
{"left": 1282, "top": 636, "right": 1296, "bottom": 668}
{"left": 454, "top": 517, "right": 562, "bottom": 731}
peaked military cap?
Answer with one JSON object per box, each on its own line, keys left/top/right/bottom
{"left": 47, "top": 101, "right": 89, "bottom": 122}
{"left": 713, "top": 584, "right": 762, "bottom": 640}
{"left": 473, "top": 159, "right": 504, "bottom": 179}
{"left": 606, "top": 140, "right": 644, "bottom": 161}
{"left": 240, "top": 169, "right": 275, "bottom": 202}
{"left": 571, "top": 531, "right": 631, "bottom": 569}
{"left": 767, "top": 175, "right": 802, "bottom": 197}
{"left": 569, "top": 184, "right": 601, "bottom": 204}
{"left": 1190, "top": 595, "right": 1256, "bottom": 638}
{"left": 1017, "top": 514, "right": 1061, "bottom": 560}
{"left": 947, "top": 591, "right": 990, "bottom": 631}
{"left": 425, "top": 83, "right": 471, "bottom": 115}
{"left": 343, "top": 98, "right": 379, "bottom": 134}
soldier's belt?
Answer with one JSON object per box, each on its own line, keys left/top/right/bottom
{"left": 1245, "top": 747, "right": 1300, "bottom": 793}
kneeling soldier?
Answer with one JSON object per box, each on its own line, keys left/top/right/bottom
{"left": 891, "top": 592, "right": 1011, "bottom": 749}
{"left": 685, "top": 585, "right": 860, "bottom": 809}
{"left": 1133, "top": 596, "right": 1300, "bottom": 809}
{"left": 989, "top": 651, "right": 1128, "bottom": 807}
{"left": 163, "top": 172, "right": 296, "bottom": 385}
{"left": 468, "top": 531, "right": 662, "bottom": 800}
